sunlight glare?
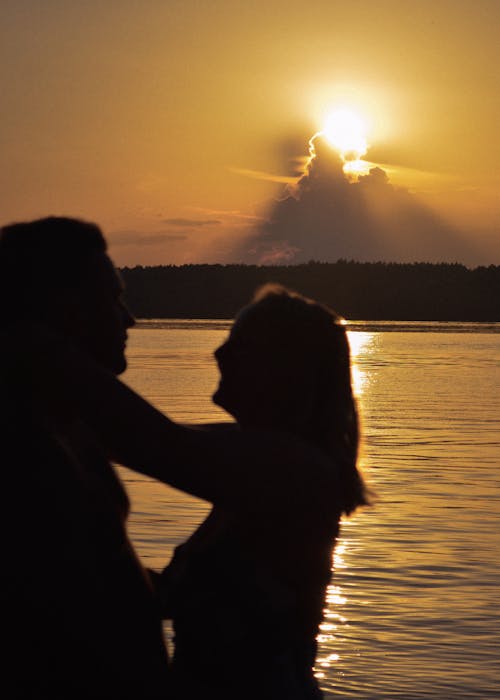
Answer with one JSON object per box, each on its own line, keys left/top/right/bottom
{"left": 343, "top": 158, "right": 371, "bottom": 177}
{"left": 326, "top": 585, "right": 347, "bottom": 606}
{"left": 347, "top": 331, "right": 374, "bottom": 397}
{"left": 323, "top": 108, "right": 369, "bottom": 160}
{"left": 348, "top": 331, "right": 372, "bottom": 359}
{"left": 333, "top": 541, "right": 347, "bottom": 569}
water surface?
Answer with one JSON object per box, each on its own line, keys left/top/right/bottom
{"left": 121, "top": 321, "right": 500, "bottom": 699}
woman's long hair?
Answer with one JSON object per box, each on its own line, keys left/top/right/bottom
{"left": 248, "top": 284, "right": 369, "bottom": 516}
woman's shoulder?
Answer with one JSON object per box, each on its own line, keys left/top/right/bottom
{"left": 238, "top": 430, "right": 342, "bottom": 515}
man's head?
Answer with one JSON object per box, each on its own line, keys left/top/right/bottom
{"left": 0, "top": 217, "right": 134, "bottom": 374}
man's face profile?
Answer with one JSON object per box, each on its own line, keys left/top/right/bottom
{"left": 0, "top": 218, "right": 134, "bottom": 375}
{"left": 61, "top": 253, "right": 135, "bottom": 376}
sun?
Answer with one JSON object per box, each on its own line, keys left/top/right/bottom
{"left": 322, "top": 108, "right": 369, "bottom": 161}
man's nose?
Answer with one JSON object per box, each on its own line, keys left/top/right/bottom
{"left": 122, "top": 304, "right": 135, "bottom": 329}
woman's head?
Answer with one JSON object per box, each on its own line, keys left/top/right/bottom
{"left": 213, "top": 284, "right": 368, "bottom": 514}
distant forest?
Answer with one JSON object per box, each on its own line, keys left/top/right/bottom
{"left": 120, "top": 261, "right": 500, "bottom": 322}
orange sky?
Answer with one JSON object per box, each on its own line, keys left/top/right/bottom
{"left": 1, "top": 1, "right": 498, "bottom": 266}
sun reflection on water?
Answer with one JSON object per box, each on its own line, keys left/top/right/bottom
{"left": 347, "top": 331, "right": 375, "bottom": 398}
{"left": 313, "top": 332, "right": 375, "bottom": 684}
{"left": 334, "top": 541, "right": 348, "bottom": 569}
{"left": 318, "top": 653, "right": 341, "bottom": 668}
{"left": 313, "top": 331, "right": 375, "bottom": 686}
{"left": 325, "top": 584, "right": 347, "bottom": 607}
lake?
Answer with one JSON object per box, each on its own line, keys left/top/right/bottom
{"left": 121, "top": 320, "right": 500, "bottom": 699}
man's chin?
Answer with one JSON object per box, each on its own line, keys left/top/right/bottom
{"left": 213, "top": 383, "right": 232, "bottom": 410}
{"left": 212, "top": 387, "right": 223, "bottom": 408}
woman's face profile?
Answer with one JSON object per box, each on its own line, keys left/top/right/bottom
{"left": 212, "top": 303, "right": 313, "bottom": 432}
{"left": 212, "top": 308, "right": 274, "bottom": 424}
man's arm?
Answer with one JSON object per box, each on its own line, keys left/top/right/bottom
{"left": 11, "top": 326, "right": 333, "bottom": 508}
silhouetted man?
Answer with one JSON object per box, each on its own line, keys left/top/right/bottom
{"left": 1, "top": 218, "right": 169, "bottom": 698}
{"left": 1, "top": 216, "right": 338, "bottom": 700}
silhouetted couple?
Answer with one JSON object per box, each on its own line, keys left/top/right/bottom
{"left": 1, "top": 217, "right": 367, "bottom": 699}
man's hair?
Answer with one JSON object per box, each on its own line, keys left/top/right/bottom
{"left": 0, "top": 217, "right": 107, "bottom": 323}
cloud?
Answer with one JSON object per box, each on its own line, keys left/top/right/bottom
{"left": 162, "top": 218, "right": 221, "bottom": 227}
{"left": 230, "top": 167, "right": 297, "bottom": 185}
{"left": 230, "top": 133, "right": 477, "bottom": 264}
{"left": 191, "top": 207, "right": 264, "bottom": 226}
{"left": 111, "top": 230, "right": 187, "bottom": 247}
{"left": 253, "top": 242, "right": 301, "bottom": 265}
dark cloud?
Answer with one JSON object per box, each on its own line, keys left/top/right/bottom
{"left": 233, "top": 134, "right": 476, "bottom": 264}
{"left": 111, "top": 231, "right": 187, "bottom": 247}
{"left": 270, "top": 129, "right": 314, "bottom": 176}
{"left": 162, "top": 218, "right": 221, "bottom": 227}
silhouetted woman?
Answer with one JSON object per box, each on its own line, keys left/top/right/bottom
{"left": 159, "top": 284, "right": 368, "bottom": 699}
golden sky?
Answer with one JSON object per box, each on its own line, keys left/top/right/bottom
{"left": 1, "top": 1, "right": 498, "bottom": 266}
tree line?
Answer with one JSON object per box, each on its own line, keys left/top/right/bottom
{"left": 120, "top": 261, "right": 500, "bottom": 321}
